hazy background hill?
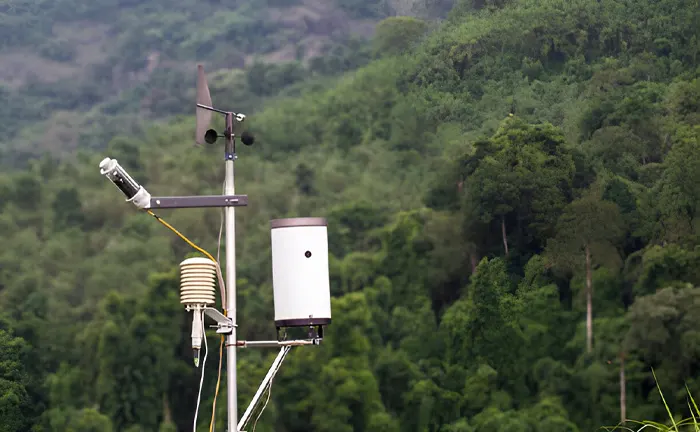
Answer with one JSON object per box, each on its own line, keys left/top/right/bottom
{"left": 0, "top": 0, "right": 452, "bottom": 164}
{"left": 1, "top": 0, "right": 699, "bottom": 431}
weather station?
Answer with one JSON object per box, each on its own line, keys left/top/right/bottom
{"left": 98, "top": 65, "right": 332, "bottom": 432}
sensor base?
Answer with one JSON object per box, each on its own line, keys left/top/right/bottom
{"left": 274, "top": 318, "right": 331, "bottom": 327}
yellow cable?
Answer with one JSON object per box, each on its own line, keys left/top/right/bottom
{"left": 147, "top": 209, "right": 227, "bottom": 308}
{"left": 146, "top": 209, "right": 218, "bottom": 263}
{"left": 145, "top": 209, "right": 226, "bottom": 431}
{"left": 210, "top": 335, "right": 225, "bottom": 432}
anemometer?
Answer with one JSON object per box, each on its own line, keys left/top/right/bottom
{"left": 99, "top": 65, "right": 332, "bottom": 432}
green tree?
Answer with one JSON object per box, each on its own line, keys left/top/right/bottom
{"left": 52, "top": 187, "right": 85, "bottom": 231}
{"left": 373, "top": 16, "right": 428, "bottom": 57}
{"left": 547, "top": 193, "right": 625, "bottom": 353}
{"left": 463, "top": 118, "right": 575, "bottom": 257}
{"left": 441, "top": 258, "right": 526, "bottom": 397}
{"left": 654, "top": 138, "right": 700, "bottom": 244}
{"left": 66, "top": 408, "right": 114, "bottom": 432}
{"left": 0, "top": 329, "right": 32, "bottom": 432}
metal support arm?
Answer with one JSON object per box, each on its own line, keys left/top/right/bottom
{"left": 150, "top": 195, "right": 248, "bottom": 209}
{"left": 236, "top": 339, "right": 320, "bottom": 348}
{"left": 196, "top": 103, "right": 246, "bottom": 121}
{"left": 238, "top": 346, "right": 291, "bottom": 432}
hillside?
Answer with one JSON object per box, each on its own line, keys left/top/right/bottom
{"left": 0, "top": 0, "right": 445, "bottom": 165}
{"left": 1, "top": 0, "right": 700, "bottom": 431}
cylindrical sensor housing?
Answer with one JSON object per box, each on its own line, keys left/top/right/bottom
{"left": 270, "top": 217, "right": 331, "bottom": 328}
{"left": 99, "top": 157, "right": 141, "bottom": 199}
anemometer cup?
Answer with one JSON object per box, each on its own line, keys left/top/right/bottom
{"left": 202, "top": 128, "right": 254, "bottom": 147}
{"left": 204, "top": 129, "right": 219, "bottom": 144}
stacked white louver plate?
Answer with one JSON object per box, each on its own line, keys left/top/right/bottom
{"left": 180, "top": 257, "right": 217, "bottom": 306}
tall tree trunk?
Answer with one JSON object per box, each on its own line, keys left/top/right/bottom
{"left": 163, "top": 392, "right": 172, "bottom": 425}
{"left": 620, "top": 352, "right": 627, "bottom": 425}
{"left": 585, "top": 244, "right": 593, "bottom": 353}
{"left": 501, "top": 215, "right": 509, "bottom": 256}
{"left": 470, "top": 252, "right": 478, "bottom": 273}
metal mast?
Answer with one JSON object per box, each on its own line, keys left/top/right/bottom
{"left": 224, "top": 112, "right": 238, "bottom": 431}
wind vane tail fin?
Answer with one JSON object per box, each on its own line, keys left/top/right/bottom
{"left": 195, "top": 64, "right": 213, "bottom": 146}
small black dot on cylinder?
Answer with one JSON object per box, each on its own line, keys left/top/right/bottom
{"left": 305, "top": 251, "right": 312, "bottom": 258}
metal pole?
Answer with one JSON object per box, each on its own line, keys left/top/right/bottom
{"left": 224, "top": 113, "right": 238, "bottom": 432}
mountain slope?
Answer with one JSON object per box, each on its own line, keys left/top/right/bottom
{"left": 0, "top": 0, "right": 447, "bottom": 164}
{"left": 0, "top": 0, "right": 699, "bottom": 431}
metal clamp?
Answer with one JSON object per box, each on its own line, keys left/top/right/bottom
{"left": 204, "top": 308, "right": 236, "bottom": 335}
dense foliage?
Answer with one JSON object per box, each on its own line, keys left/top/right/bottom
{"left": 1, "top": 0, "right": 700, "bottom": 430}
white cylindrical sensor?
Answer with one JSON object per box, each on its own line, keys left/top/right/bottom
{"left": 270, "top": 217, "right": 331, "bottom": 328}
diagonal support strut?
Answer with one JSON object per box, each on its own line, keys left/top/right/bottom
{"left": 237, "top": 346, "right": 291, "bottom": 432}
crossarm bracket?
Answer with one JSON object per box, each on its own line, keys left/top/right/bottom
{"left": 149, "top": 195, "right": 248, "bottom": 209}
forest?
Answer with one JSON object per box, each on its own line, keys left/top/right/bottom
{"left": 1, "top": 0, "right": 700, "bottom": 430}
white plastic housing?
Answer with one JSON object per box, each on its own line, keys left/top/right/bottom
{"left": 179, "top": 257, "right": 217, "bottom": 306}
{"left": 270, "top": 217, "right": 331, "bottom": 327}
